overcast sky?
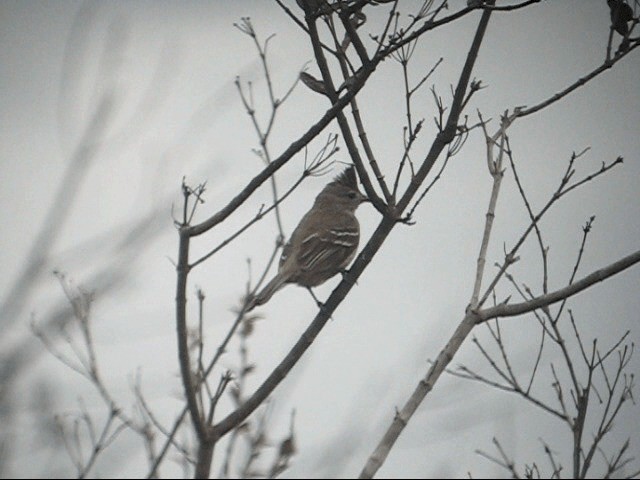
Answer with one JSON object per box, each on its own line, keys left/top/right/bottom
{"left": 1, "top": 1, "right": 639, "bottom": 478}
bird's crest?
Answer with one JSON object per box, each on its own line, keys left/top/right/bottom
{"left": 332, "top": 166, "right": 358, "bottom": 190}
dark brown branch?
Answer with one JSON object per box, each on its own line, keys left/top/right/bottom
{"left": 337, "top": 5, "right": 370, "bottom": 66}
{"left": 212, "top": 214, "right": 397, "bottom": 440}
{"left": 325, "top": 14, "right": 394, "bottom": 204}
{"left": 176, "top": 230, "right": 206, "bottom": 442}
{"left": 189, "top": 154, "right": 334, "bottom": 269}
{"left": 185, "top": 60, "right": 375, "bottom": 237}
{"left": 516, "top": 41, "right": 640, "bottom": 119}
{"left": 273, "top": 0, "right": 339, "bottom": 58}
{"left": 305, "top": 10, "right": 389, "bottom": 213}
{"left": 482, "top": 0, "right": 541, "bottom": 11}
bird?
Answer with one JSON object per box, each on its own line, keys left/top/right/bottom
{"left": 607, "top": 0, "right": 633, "bottom": 37}
{"left": 247, "top": 166, "right": 368, "bottom": 311}
{"left": 300, "top": 71, "right": 327, "bottom": 95}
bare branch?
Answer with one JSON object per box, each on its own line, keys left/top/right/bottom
{"left": 478, "top": 249, "right": 640, "bottom": 322}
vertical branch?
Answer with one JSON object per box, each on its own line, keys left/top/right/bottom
{"left": 469, "top": 111, "right": 513, "bottom": 308}
{"left": 304, "top": 10, "right": 389, "bottom": 213}
{"left": 359, "top": 5, "right": 496, "bottom": 478}
{"left": 176, "top": 229, "right": 206, "bottom": 443}
{"left": 194, "top": 440, "right": 215, "bottom": 479}
{"left": 326, "top": 10, "right": 394, "bottom": 204}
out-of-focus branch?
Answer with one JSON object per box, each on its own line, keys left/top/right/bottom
{"left": 34, "top": 274, "right": 157, "bottom": 478}
{"left": 0, "top": 93, "right": 114, "bottom": 326}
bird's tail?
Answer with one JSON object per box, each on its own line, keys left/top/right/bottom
{"left": 246, "top": 273, "right": 289, "bottom": 312}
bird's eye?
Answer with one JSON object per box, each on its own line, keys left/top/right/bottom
{"left": 347, "top": 191, "right": 357, "bottom": 199}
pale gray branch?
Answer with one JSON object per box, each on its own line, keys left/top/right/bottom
{"left": 477, "top": 250, "right": 640, "bottom": 322}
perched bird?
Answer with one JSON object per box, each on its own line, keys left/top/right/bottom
{"left": 607, "top": 0, "right": 633, "bottom": 36}
{"left": 300, "top": 71, "right": 327, "bottom": 95}
{"left": 248, "top": 166, "right": 368, "bottom": 311}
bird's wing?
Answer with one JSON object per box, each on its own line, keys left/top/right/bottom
{"left": 297, "top": 224, "right": 360, "bottom": 273}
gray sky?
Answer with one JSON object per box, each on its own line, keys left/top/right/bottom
{"left": 1, "top": 1, "right": 639, "bottom": 478}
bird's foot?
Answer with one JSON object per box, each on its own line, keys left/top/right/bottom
{"left": 306, "top": 287, "right": 324, "bottom": 309}
{"left": 340, "top": 269, "right": 358, "bottom": 285}
{"left": 307, "top": 288, "right": 336, "bottom": 319}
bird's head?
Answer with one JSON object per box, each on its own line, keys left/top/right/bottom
{"left": 317, "top": 166, "right": 369, "bottom": 211}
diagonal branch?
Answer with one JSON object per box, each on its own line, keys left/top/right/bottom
{"left": 515, "top": 41, "right": 640, "bottom": 119}
{"left": 185, "top": 61, "right": 376, "bottom": 237}
{"left": 478, "top": 249, "right": 640, "bottom": 322}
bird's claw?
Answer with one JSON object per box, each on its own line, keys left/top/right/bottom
{"left": 340, "top": 269, "right": 358, "bottom": 285}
